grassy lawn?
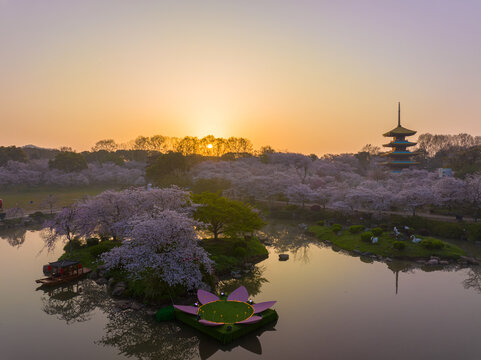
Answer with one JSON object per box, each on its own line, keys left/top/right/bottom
{"left": 201, "top": 237, "right": 269, "bottom": 274}
{"left": 199, "top": 299, "right": 254, "bottom": 323}
{"left": 58, "top": 241, "right": 120, "bottom": 269}
{"left": 309, "top": 225, "right": 465, "bottom": 259}
{"left": 1, "top": 185, "right": 115, "bottom": 211}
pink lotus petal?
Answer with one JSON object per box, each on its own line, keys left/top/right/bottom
{"left": 236, "top": 315, "right": 262, "bottom": 325}
{"left": 252, "top": 301, "right": 277, "bottom": 314}
{"left": 227, "top": 285, "right": 249, "bottom": 302}
{"left": 197, "top": 289, "right": 219, "bottom": 304}
{"left": 173, "top": 305, "right": 199, "bottom": 315}
{"left": 199, "top": 319, "right": 224, "bottom": 326}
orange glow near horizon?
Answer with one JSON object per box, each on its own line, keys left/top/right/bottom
{"left": 1, "top": 1, "right": 481, "bottom": 155}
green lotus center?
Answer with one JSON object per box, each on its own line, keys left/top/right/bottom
{"left": 198, "top": 300, "right": 254, "bottom": 324}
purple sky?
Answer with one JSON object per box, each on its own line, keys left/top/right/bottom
{"left": 1, "top": 0, "right": 481, "bottom": 153}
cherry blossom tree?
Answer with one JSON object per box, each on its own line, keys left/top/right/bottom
{"left": 73, "top": 187, "right": 193, "bottom": 241}
{"left": 5, "top": 206, "right": 25, "bottom": 219}
{"left": 101, "top": 210, "right": 213, "bottom": 289}
{"left": 396, "top": 184, "right": 434, "bottom": 216}
{"left": 465, "top": 173, "right": 481, "bottom": 221}
{"left": 42, "top": 206, "right": 85, "bottom": 253}
{"left": 286, "top": 183, "right": 315, "bottom": 207}
{"left": 432, "top": 176, "right": 466, "bottom": 209}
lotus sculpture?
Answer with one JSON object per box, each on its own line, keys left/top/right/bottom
{"left": 174, "top": 286, "right": 276, "bottom": 326}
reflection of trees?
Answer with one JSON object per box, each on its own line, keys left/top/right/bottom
{"left": 97, "top": 311, "right": 199, "bottom": 360}
{"left": 38, "top": 266, "right": 276, "bottom": 359}
{"left": 40, "top": 276, "right": 276, "bottom": 360}
{"left": 97, "top": 304, "right": 276, "bottom": 360}
{"left": 216, "top": 266, "right": 268, "bottom": 297}
{"left": 198, "top": 322, "right": 277, "bottom": 360}
{"left": 0, "top": 227, "right": 27, "bottom": 247}
{"left": 40, "top": 279, "right": 201, "bottom": 359}
{"left": 258, "top": 222, "right": 315, "bottom": 263}
{"left": 39, "top": 280, "right": 107, "bottom": 324}
{"left": 463, "top": 267, "right": 481, "bottom": 293}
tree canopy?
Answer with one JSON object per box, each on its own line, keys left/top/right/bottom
{"left": 48, "top": 151, "right": 88, "bottom": 172}
{"left": 192, "top": 192, "right": 264, "bottom": 240}
{"left": 0, "top": 146, "right": 27, "bottom": 166}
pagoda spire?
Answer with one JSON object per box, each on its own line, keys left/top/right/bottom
{"left": 381, "top": 102, "right": 418, "bottom": 171}
{"left": 398, "top": 102, "right": 401, "bottom": 127}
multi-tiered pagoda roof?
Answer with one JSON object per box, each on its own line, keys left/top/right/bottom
{"left": 381, "top": 103, "right": 419, "bottom": 171}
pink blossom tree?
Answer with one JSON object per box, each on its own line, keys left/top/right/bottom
{"left": 101, "top": 210, "right": 213, "bottom": 289}
{"left": 42, "top": 206, "right": 85, "bottom": 253}
{"left": 432, "top": 176, "right": 466, "bottom": 210}
{"left": 465, "top": 173, "right": 481, "bottom": 221}
{"left": 396, "top": 184, "right": 434, "bottom": 216}
{"left": 73, "top": 187, "right": 193, "bottom": 241}
{"left": 286, "top": 183, "right": 316, "bottom": 207}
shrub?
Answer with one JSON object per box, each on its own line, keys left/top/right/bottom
{"left": 392, "top": 241, "right": 406, "bottom": 250}
{"left": 63, "top": 238, "right": 83, "bottom": 251}
{"left": 331, "top": 224, "right": 342, "bottom": 233}
{"left": 234, "top": 246, "right": 247, "bottom": 258}
{"left": 233, "top": 240, "right": 248, "bottom": 249}
{"left": 466, "top": 223, "right": 481, "bottom": 241}
{"left": 285, "top": 204, "right": 299, "bottom": 211}
{"left": 371, "top": 227, "right": 383, "bottom": 236}
{"left": 420, "top": 238, "right": 444, "bottom": 250}
{"left": 392, "top": 216, "right": 464, "bottom": 240}
{"left": 360, "top": 231, "right": 374, "bottom": 242}
{"left": 317, "top": 220, "right": 324, "bottom": 226}
{"left": 86, "top": 237, "right": 100, "bottom": 247}
{"left": 89, "top": 241, "right": 118, "bottom": 258}
{"left": 418, "top": 228, "right": 430, "bottom": 236}
{"left": 348, "top": 225, "right": 364, "bottom": 234}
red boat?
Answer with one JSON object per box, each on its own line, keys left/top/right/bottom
{"left": 36, "top": 260, "right": 91, "bottom": 286}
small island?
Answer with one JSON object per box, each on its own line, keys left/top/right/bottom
{"left": 48, "top": 188, "right": 269, "bottom": 305}
{"left": 309, "top": 222, "right": 465, "bottom": 263}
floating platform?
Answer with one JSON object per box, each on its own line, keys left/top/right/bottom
{"left": 158, "top": 286, "right": 279, "bottom": 344}
{"left": 173, "top": 307, "right": 278, "bottom": 344}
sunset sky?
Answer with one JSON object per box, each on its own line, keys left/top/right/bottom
{"left": 1, "top": 0, "right": 481, "bottom": 154}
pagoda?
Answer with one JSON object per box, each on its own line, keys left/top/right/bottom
{"left": 382, "top": 103, "right": 418, "bottom": 171}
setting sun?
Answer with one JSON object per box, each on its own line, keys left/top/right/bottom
{"left": 207, "top": 144, "right": 213, "bottom": 149}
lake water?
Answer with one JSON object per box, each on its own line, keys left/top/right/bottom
{"left": 2, "top": 224, "right": 481, "bottom": 360}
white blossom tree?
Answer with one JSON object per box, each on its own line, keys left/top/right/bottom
{"left": 101, "top": 210, "right": 213, "bottom": 289}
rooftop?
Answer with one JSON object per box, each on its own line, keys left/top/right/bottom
{"left": 383, "top": 102, "right": 416, "bottom": 137}
{"left": 383, "top": 126, "right": 417, "bottom": 137}
{"left": 48, "top": 260, "right": 80, "bottom": 268}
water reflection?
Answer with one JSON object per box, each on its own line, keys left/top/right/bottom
{"left": 0, "top": 226, "right": 27, "bottom": 247}
{"left": 216, "top": 265, "right": 268, "bottom": 297}
{"left": 463, "top": 266, "right": 481, "bottom": 293}
{"left": 198, "top": 322, "right": 277, "bottom": 359}
{"left": 38, "top": 272, "right": 274, "bottom": 360}
{"left": 258, "top": 221, "right": 316, "bottom": 263}
{"left": 98, "top": 309, "right": 200, "bottom": 360}
{"left": 39, "top": 280, "right": 109, "bottom": 324}
{"left": 8, "top": 226, "right": 481, "bottom": 360}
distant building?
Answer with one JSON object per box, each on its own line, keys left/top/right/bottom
{"left": 381, "top": 103, "right": 419, "bottom": 172}
{"left": 438, "top": 168, "right": 453, "bottom": 178}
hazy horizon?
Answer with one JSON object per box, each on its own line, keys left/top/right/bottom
{"left": 2, "top": 0, "right": 481, "bottom": 154}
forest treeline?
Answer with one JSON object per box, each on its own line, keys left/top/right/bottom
{"left": 2, "top": 132, "right": 481, "bottom": 188}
